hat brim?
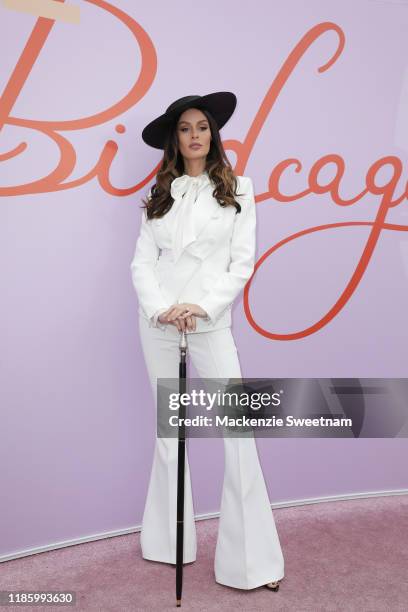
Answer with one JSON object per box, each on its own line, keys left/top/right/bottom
{"left": 141, "top": 91, "right": 237, "bottom": 150}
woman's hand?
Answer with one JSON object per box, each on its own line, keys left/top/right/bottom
{"left": 158, "top": 308, "right": 196, "bottom": 332}
{"left": 158, "top": 303, "right": 208, "bottom": 332}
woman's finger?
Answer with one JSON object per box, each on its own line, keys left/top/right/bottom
{"left": 166, "top": 304, "right": 183, "bottom": 318}
{"left": 168, "top": 307, "right": 185, "bottom": 322}
{"left": 177, "top": 315, "right": 186, "bottom": 331}
{"left": 165, "top": 309, "right": 177, "bottom": 321}
{"left": 168, "top": 318, "right": 181, "bottom": 331}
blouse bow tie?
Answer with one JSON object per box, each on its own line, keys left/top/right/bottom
{"left": 169, "top": 172, "right": 211, "bottom": 263}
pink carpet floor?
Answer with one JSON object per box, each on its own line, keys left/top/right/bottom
{"left": 1, "top": 494, "right": 408, "bottom": 611}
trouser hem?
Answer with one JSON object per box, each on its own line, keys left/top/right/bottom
{"left": 142, "top": 553, "right": 197, "bottom": 565}
{"left": 215, "top": 572, "right": 285, "bottom": 590}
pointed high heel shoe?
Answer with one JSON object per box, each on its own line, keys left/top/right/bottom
{"left": 264, "top": 579, "right": 282, "bottom": 591}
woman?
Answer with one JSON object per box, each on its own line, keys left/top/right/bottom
{"left": 130, "top": 91, "right": 284, "bottom": 591}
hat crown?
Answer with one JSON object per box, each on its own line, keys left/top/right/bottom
{"left": 166, "top": 95, "right": 201, "bottom": 114}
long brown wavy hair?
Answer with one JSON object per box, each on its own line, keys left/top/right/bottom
{"left": 141, "top": 108, "right": 244, "bottom": 220}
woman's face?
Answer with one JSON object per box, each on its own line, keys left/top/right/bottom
{"left": 176, "top": 107, "right": 212, "bottom": 164}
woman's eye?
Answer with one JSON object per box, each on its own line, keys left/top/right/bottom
{"left": 180, "top": 126, "right": 208, "bottom": 132}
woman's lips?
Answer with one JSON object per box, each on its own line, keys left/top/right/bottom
{"left": 189, "top": 144, "right": 202, "bottom": 149}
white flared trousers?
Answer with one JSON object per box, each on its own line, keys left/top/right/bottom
{"left": 138, "top": 315, "right": 284, "bottom": 590}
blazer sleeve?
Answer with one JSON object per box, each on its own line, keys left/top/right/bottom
{"left": 199, "top": 176, "right": 256, "bottom": 324}
{"left": 130, "top": 196, "right": 171, "bottom": 320}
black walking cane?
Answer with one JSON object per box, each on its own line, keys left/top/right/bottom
{"left": 176, "top": 329, "right": 188, "bottom": 607}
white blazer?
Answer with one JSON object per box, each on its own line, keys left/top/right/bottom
{"left": 130, "top": 172, "right": 256, "bottom": 333}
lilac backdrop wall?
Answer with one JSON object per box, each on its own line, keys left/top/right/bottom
{"left": 1, "top": 0, "right": 407, "bottom": 559}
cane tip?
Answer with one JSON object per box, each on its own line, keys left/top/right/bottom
{"left": 176, "top": 599, "right": 181, "bottom": 607}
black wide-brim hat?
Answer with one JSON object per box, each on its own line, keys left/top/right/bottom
{"left": 141, "top": 91, "right": 237, "bottom": 150}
